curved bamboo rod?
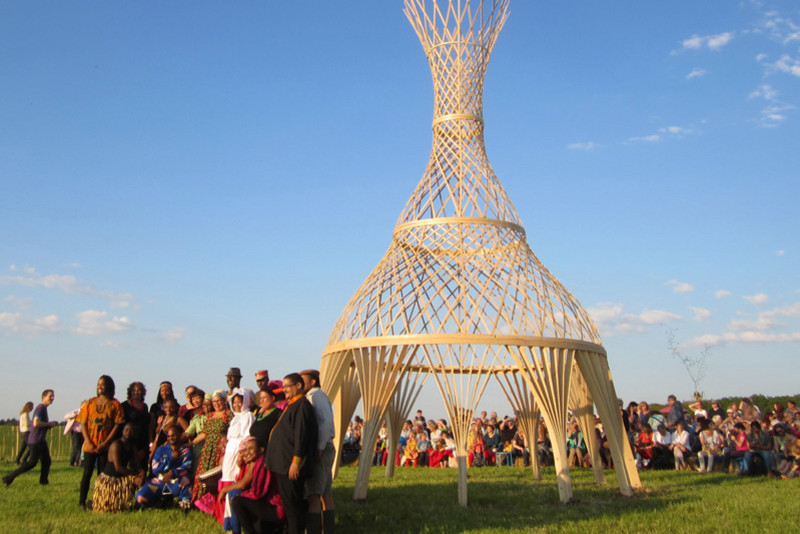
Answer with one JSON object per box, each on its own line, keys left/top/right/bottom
{"left": 568, "top": 362, "right": 605, "bottom": 485}
{"left": 495, "top": 367, "right": 542, "bottom": 480}
{"left": 351, "top": 345, "right": 417, "bottom": 501}
{"left": 328, "top": 360, "right": 360, "bottom": 479}
{"left": 384, "top": 369, "right": 429, "bottom": 478}
{"left": 422, "top": 344, "right": 497, "bottom": 506}
{"left": 510, "top": 346, "right": 575, "bottom": 502}
{"left": 575, "top": 351, "right": 642, "bottom": 494}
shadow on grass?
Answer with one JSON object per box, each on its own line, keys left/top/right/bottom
{"left": 332, "top": 466, "right": 692, "bottom": 533}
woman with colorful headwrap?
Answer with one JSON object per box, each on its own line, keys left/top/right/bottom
{"left": 192, "top": 391, "right": 232, "bottom": 508}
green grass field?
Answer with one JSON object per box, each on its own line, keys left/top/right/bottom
{"left": 1, "top": 457, "right": 798, "bottom": 534}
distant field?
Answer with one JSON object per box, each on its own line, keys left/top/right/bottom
{"left": 0, "top": 458, "right": 798, "bottom": 533}
{"left": 0, "top": 425, "right": 73, "bottom": 462}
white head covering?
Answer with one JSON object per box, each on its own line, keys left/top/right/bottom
{"left": 229, "top": 387, "right": 256, "bottom": 413}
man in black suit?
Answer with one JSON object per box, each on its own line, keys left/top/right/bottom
{"left": 266, "top": 373, "right": 317, "bottom": 534}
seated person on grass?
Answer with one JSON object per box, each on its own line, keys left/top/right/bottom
{"left": 92, "top": 423, "right": 145, "bottom": 513}
{"left": 136, "top": 426, "right": 193, "bottom": 510}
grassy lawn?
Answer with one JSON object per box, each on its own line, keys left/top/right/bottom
{"left": 0, "top": 460, "right": 797, "bottom": 533}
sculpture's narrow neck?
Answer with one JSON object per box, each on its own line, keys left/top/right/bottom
{"left": 428, "top": 40, "right": 489, "bottom": 123}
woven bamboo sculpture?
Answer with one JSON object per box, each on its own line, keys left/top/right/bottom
{"left": 321, "top": 0, "right": 641, "bottom": 506}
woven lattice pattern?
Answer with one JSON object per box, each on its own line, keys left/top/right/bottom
{"left": 321, "top": 1, "right": 639, "bottom": 505}
{"left": 328, "top": 222, "right": 600, "bottom": 343}
{"left": 399, "top": 0, "right": 517, "bottom": 224}
{"left": 327, "top": 0, "right": 599, "bottom": 347}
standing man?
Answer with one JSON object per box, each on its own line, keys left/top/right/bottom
{"left": 666, "top": 394, "right": 686, "bottom": 430}
{"left": 301, "top": 369, "right": 336, "bottom": 534}
{"left": 266, "top": 373, "right": 317, "bottom": 534}
{"left": 254, "top": 370, "right": 269, "bottom": 390}
{"left": 3, "top": 390, "right": 58, "bottom": 487}
{"left": 77, "top": 375, "right": 125, "bottom": 508}
{"left": 226, "top": 367, "right": 242, "bottom": 403}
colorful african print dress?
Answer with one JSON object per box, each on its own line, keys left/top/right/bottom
{"left": 191, "top": 410, "right": 232, "bottom": 502}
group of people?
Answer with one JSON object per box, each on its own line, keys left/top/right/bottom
{"left": 361, "top": 410, "right": 534, "bottom": 469}
{"left": 346, "top": 395, "right": 800, "bottom": 480}
{"left": 628, "top": 395, "right": 800, "bottom": 478}
{"left": 3, "top": 368, "right": 337, "bottom": 534}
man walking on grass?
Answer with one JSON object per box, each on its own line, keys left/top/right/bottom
{"left": 3, "top": 389, "right": 58, "bottom": 487}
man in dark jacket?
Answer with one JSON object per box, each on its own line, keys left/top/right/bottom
{"left": 266, "top": 373, "right": 317, "bottom": 534}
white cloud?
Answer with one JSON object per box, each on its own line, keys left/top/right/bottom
{"left": 707, "top": 32, "right": 734, "bottom": 50}
{"left": 75, "top": 310, "right": 134, "bottom": 336}
{"left": 691, "top": 331, "right": 800, "bottom": 346}
{"left": 109, "top": 292, "right": 135, "bottom": 309}
{"left": 730, "top": 315, "right": 775, "bottom": 332}
{"left": 749, "top": 84, "right": 777, "bottom": 100}
{"left": 659, "top": 126, "right": 691, "bottom": 135}
{"left": 164, "top": 327, "right": 186, "bottom": 342}
{"left": 744, "top": 293, "right": 769, "bottom": 305}
{"left": 587, "top": 303, "right": 623, "bottom": 324}
{"left": 690, "top": 307, "right": 711, "bottom": 321}
{"left": 759, "top": 10, "right": 800, "bottom": 44}
{"left": 677, "top": 32, "right": 734, "bottom": 53}
{"left": 638, "top": 309, "right": 681, "bottom": 324}
{"left": 567, "top": 142, "right": 596, "bottom": 151}
{"left": 617, "top": 309, "right": 682, "bottom": 332}
{"left": 689, "top": 301, "right": 800, "bottom": 346}
{"left": 3, "top": 295, "right": 32, "bottom": 309}
{"left": 682, "top": 35, "right": 704, "bottom": 50}
{"left": 777, "top": 250, "right": 786, "bottom": 256}
{"left": 774, "top": 54, "right": 800, "bottom": 77}
{"left": 667, "top": 279, "right": 695, "bottom": 294}
{"left": 0, "top": 312, "right": 20, "bottom": 331}
{"left": 715, "top": 290, "right": 732, "bottom": 299}
{"left": 756, "top": 53, "right": 768, "bottom": 62}
{"left": 0, "top": 312, "right": 62, "bottom": 336}
{"left": 749, "top": 84, "right": 794, "bottom": 126}
{"left": 0, "top": 270, "right": 80, "bottom": 292}
{"left": 589, "top": 303, "right": 682, "bottom": 334}
{"left": 686, "top": 67, "right": 709, "bottom": 79}
{"left": 0, "top": 265, "right": 139, "bottom": 310}
{"left": 628, "top": 134, "right": 661, "bottom": 143}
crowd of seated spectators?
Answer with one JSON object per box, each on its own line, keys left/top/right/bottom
{"left": 627, "top": 395, "right": 800, "bottom": 478}
{"left": 346, "top": 396, "right": 800, "bottom": 481}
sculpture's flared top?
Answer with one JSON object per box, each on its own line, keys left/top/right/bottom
{"left": 399, "top": 0, "right": 517, "bottom": 225}
{"left": 324, "top": 0, "right": 602, "bottom": 354}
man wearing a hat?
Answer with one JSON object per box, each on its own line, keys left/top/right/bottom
{"left": 226, "top": 367, "right": 242, "bottom": 404}
{"left": 254, "top": 370, "right": 270, "bottom": 391}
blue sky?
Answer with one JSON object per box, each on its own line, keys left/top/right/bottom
{"left": 1, "top": 1, "right": 798, "bottom": 419}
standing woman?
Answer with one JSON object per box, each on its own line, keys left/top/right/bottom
{"left": 250, "top": 387, "right": 283, "bottom": 449}
{"left": 192, "top": 391, "right": 232, "bottom": 507}
{"left": 121, "top": 382, "right": 149, "bottom": 469}
{"left": 15, "top": 402, "right": 34, "bottom": 465}
{"left": 148, "top": 381, "right": 176, "bottom": 445}
{"left": 150, "top": 399, "right": 189, "bottom": 452}
{"left": 77, "top": 375, "right": 125, "bottom": 509}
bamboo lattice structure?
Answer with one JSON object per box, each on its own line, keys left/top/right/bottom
{"left": 321, "top": 0, "right": 640, "bottom": 505}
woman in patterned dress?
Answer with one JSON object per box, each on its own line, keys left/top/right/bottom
{"left": 191, "top": 391, "right": 232, "bottom": 505}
